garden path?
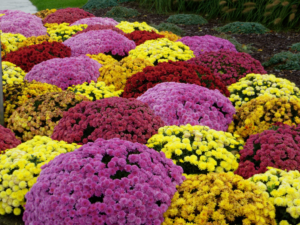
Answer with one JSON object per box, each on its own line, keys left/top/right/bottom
{"left": 0, "top": 0, "right": 37, "bottom": 13}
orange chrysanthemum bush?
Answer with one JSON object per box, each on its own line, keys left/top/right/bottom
{"left": 34, "top": 9, "right": 57, "bottom": 19}
{"left": 159, "top": 31, "right": 181, "bottom": 41}
{"left": 86, "top": 53, "right": 118, "bottom": 66}
{"left": 162, "top": 173, "right": 276, "bottom": 225}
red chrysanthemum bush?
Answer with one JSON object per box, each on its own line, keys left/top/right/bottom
{"left": 236, "top": 123, "right": 300, "bottom": 179}
{"left": 125, "top": 31, "right": 164, "bottom": 46}
{"left": 42, "top": 8, "right": 94, "bottom": 24}
{"left": 72, "top": 24, "right": 125, "bottom": 37}
{"left": 0, "top": 125, "right": 21, "bottom": 154}
{"left": 51, "top": 97, "right": 165, "bottom": 145}
{"left": 122, "top": 61, "right": 230, "bottom": 98}
{"left": 187, "top": 50, "right": 267, "bottom": 86}
{"left": 3, "top": 41, "right": 71, "bottom": 72}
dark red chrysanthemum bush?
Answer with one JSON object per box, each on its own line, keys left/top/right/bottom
{"left": 73, "top": 24, "right": 125, "bottom": 37}
{"left": 3, "top": 41, "right": 71, "bottom": 72}
{"left": 42, "top": 8, "right": 94, "bottom": 24}
{"left": 0, "top": 125, "right": 21, "bottom": 154}
{"left": 51, "top": 97, "right": 165, "bottom": 144}
{"left": 122, "top": 61, "right": 230, "bottom": 98}
{"left": 236, "top": 123, "right": 300, "bottom": 179}
{"left": 125, "top": 31, "right": 164, "bottom": 46}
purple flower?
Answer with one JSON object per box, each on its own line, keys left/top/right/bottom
{"left": 70, "top": 17, "right": 118, "bottom": 26}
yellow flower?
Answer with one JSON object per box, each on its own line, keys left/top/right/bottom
{"left": 1, "top": 32, "right": 26, "bottom": 56}
{"left": 46, "top": 23, "right": 87, "bottom": 41}
{"left": 116, "top": 21, "right": 158, "bottom": 34}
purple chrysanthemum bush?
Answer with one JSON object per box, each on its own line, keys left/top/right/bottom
{"left": 23, "top": 138, "right": 185, "bottom": 224}
{"left": 70, "top": 17, "right": 118, "bottom": 26}
{"left": 25, "top": 55, "right": 101, "bottom": 89}
{"left": 137, "top": 82, "right": 235, "bottom": 131}
{"left": 63, "top": 30, "right": 136, "bottom": 58}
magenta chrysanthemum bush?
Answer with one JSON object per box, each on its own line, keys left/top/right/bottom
{"left": 23, "top": 138, "right": 185, "bottom": 224}
{"left": 236, "top": 124, "right": 300, "bottom": 179}
{"left": 0, "top": 125, "right": 21, "bottom": 154}
{"left": 51, "top": 97, "right": 165, "bottom": 144}
{"left": 137, "top": 82, "right": 235, "bottom": 131}
{"left": 63, "top": 30, "right": 136, "bottom": 58}
{"left": 25, "top": 56, "right": 101, "bottom": 90}
{"left": 177, "top": 35, "right": 237, "bottom": 57}
{"left": 0, "top": 10, "right": 47, "bottom": 37}
{"left": 70, "top": 17, "right": 118, "bottom": 26}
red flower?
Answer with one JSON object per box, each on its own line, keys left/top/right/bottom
{"left": 125, "top": 31, "right": 164, "bottom": 46}
{"left": 43, "top": 8, "right": 94, "bottom": 24}
{"left": 0, "top": 125, "right": 21, "bottom": 154}
{"left": 72, "top": 24, "right": 125, "bottom": 37}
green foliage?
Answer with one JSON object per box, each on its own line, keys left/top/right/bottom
{"left": 166, "top": 14, "right": 208, "bottom": 25}
{"left": 82, "top": 0, "right": 118, "bottom": 10}
{"left": 215, "top": 22, "right": 270, "bottom": 34}
{"left": 290, "top": 43, "right": 300, "bottom": 52}
{"left": 30, "top": 0, "right": 88, "bottom": 11}
{"left": 150, "top": 22, "right": 184, "bottom": 36}
{"left": 262, "top": 51, "right": 300, "bottom": 70}
{"left": 106, "top": 16, "right": 126, "bottom": 22}
{"left": 106, "top": 6, "right": 140, "bottom": 18}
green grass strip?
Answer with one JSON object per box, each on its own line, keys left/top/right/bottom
{"left": 29, "top": 0, "right": 88, "bottom": 11}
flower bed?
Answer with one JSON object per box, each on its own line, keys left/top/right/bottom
{"left": 73, "top": 24, "right": 125, "bottom": 37}
{"left": 70, "top": 17, "right": 118, "bottom": 26}
{"left": 0, "top": 125, "right": 21, "bottom": 154}
{"left": 125, "top": 30, "right": 164, "bottom": 46}
{"left": 2, "top": 61, "right": 26, "bottom": 86}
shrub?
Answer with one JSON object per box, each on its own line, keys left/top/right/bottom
{"left": 42, "top": 8, "right": 94, "bottom": 24}
{"left": 229, "top": 73, "right": 300, "bottom": 108}
{"left": 107, "top": 16, "right": 126, "bottom": 22}
{"left": 73, "top": 24, "right": 125, "bottom": 37}
{"left": 115, "top": 21, "right": 158, "bottom": 34}
{"left": 128, "top": 38, "right": 194, "bottom": 65}
{"left": 158, "top": 31, "right": 181, "bottom": 41}
{"left": 163, "top": 173, "right": 276, "bottom": 225}
{"left": 70, "top": 17, "right": 118, "bottom": 26}
{"left": 262, "top": 51, "right": 300, "bottom": 70}
{"left": 236, "top": 124, "right": 300, "bottom": 179}
{"left": 98, "top": 57, "right": 154, "bottom": 90}
{"left": 228, "top": 95, "right": 300, "bottom": 140}
{"left": 106, "top": 6, "right": 140, "bottom": 18}
{"left": 0, "top": 136, "right": 80, "bottom": 216}
{"left": 7, "top": 92, "right": 88, "bottom": 142}
{"left": 147, "top": 124, "right": 243, "bottom": 176}
{"left": 82, "top": 0, "right": 118, "bottom": 10}
{"left": 16, "top": 35, "right": 56, "bottom": 49}
{"left": 63, "top": 30, "right": 136, "bottom": 58}
{"left": 3, "top": 41, "right": 72, "bottom": 72}
{"left": 125, "top": 30, "right": 164, "bottom": 45}
{"left": 150, "top": 22, "right": 184, "bottom": 36}
{"left": 0, "top": 125, "right": 21, "bottom": 154}
{"left": 2, "top": 61, "right": 26, "bottom": 86}
{"left": 137, "top": 82, "right": 235, "bottom": 131}
{"left": 123, "top": 61, "right": 229, "bottom": 98}
{"left": 23, "top": 138, "right": 184, "bottom": 224}
{"left": 187, "top": 50, "right": 266, "bottom": 85}
{"left": 1, "top": 32, "right": 27, "bottom": 56}
{"left": 25, "top": 56, "right": 101, "bottom": 90}
{"left": 215, "top": 22, "right": 270, "bottom": 34}
{"left": 290, "top": 42, "right": 300, "bottom": 52}
{"left": 166, "top": 14, "right": 208, "bottom": 25}
{"left": 34, "top": 9, "right": 57, "bottom": 19}
{"left": 178, "top": 35, "right": 237, "bottom": 57}
{"left": 86, "top": 53, "right": 118, "bottom": 66}
{"left": 46, "top": 23, "right": 87, "bottom": 42}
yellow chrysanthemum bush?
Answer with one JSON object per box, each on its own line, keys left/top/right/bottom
{"left": 115, "top": 21, "right": 158, "bottom": 34}
{"left": 98, "top": 56, "right": 154, "bottom": 90}
{"left": 2, "top": 61, "right": 26, "bottom": 86}
{"left": 0, "top": 136, "right": 80, "bottom": 216}
{"left": 7, "top": 91, "right": 88, "bottom": 142}
{"left": 163, "top": 173, "right": 276, "bottom": 225}
{"left": 147, "top": 124, "right": 243, "bottom": 176}
{"left": 229, "top": 73, "right": 300, "bottom": 108}
{"left": 34, "top": 9, "right": 57, "bottom": 19}
{"left": 1, "top": 32, "right": 26, "bottom": 56}
{"left": 228, "top": 95, "right": 300, "bottom": 140}
{"left": 159, "top": 31, "right": 181, "bottom": 41}
{"left": 67, "top": 81, "right": 123, "bottom": 101}
{"left": 250, "top": 167, "right": 300, "bottom": 225}
{"left": 86, "top": 53, "right": 118, "bottom": 66}
{"left": 3, "top": 81, "right": 62, "bottom": 123}
{"left": 128, "top": 38, "right": 195, "bottom": 65}
{"left": 46, "top": 23, "right": 87, "bottom": 42}
{"left": 17, "top": 35, "right": 56, "bottom": 48}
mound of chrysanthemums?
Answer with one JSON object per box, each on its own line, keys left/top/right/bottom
{"left": 2, "top": 61, "right": 26, "bottom": 86}
{"left": 0, "top": 125, "right": 21, "bottom": 154}
{"left": 3, "top": 41, "right": 71, "bottom": 72}
{"left": 25, "top": 55, "right": 101, "bottom": 89}
{"left": 70, "top": 17, "right": 118, "bottom": 26}
{"left": 116, "top": 21, "right": 158, "bottom": 34}
{"left": 163, "top": 173, "right": 276, "bottom": 224}
{"left": 0, "top": 136, "right": 80, "bottom": 216}
{"left": 51, "top": 97, "right": 165, "bottom": 144}
{"left": 137, "top": 82, "right": 235, "bottom": 131}
{"left": 178, "top": 35, "right": 237, "bottom": 57}
{"left": 125, "top": 31, "right": 165, "bottom": 46}
{"left": 0, "top": 10, "right": 47, "bottom": 37}
{"left": 187, "top": 50, "right": 267, "bottom": 85}
{"left": 63, "top": 30, "right": 136, "bottom": 58}
{"left": 7, "top": 91, "right": 88, "bottom": 141}
{"left": 147, "top": 124, "right": 243, "bottom": 176}
{"left": 73, "top": 24, "right": 125, "bottom": 37}
{"left": 236, "top": 123, "right": 300, "bottom": 178}
{"left": 42, "top": 8, "right": 94, "bottom": 24}
{"left": 23, "top": 138, "right": 185, "bottom": 224}
{"left": 123, "top": 61, "right": 230, "bottom": 98}
{"left": 1, "top": 32, "right": 27, "bottom": 57}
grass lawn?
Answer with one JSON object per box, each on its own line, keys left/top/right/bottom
{"left": 29, "top": 0, "right": 88, "bottom": 11}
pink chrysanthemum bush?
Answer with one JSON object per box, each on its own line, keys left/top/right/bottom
{"left": 236, "top": 123, "right": 300, "bottom": 179}
{"left": 25, "top": 55, "right": 101, "bottom": 90}
{"left": 0, "top": 10, "right": 47, "bottom": 37}
{"left": 137, "top": 82, "right": 235, "bottom": 131}
{"left": 187, "top": 50, "right": 267, "bottom": 85}
{"left": 72, "top": 24, "right": 125, "bottom": 37}
{"left": 0, "top": 125, "right": 21, "bottom": 154}
{"left": 51, "top": 97, "right": 165, "bottom": 145}
{"left": 178, "top": 35, "right": 237, "bottom": 57}
{"left": 42, "top": 8, "right": 94, "bottom": 24}
{"left": 63, "top": 30, "right": 136, "bottom": 58}
{"left": 70, "top": 17, "right": 118, "bottom": 26}
{"left": 23, "top": 138, "right": 185, "bottom": 224}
